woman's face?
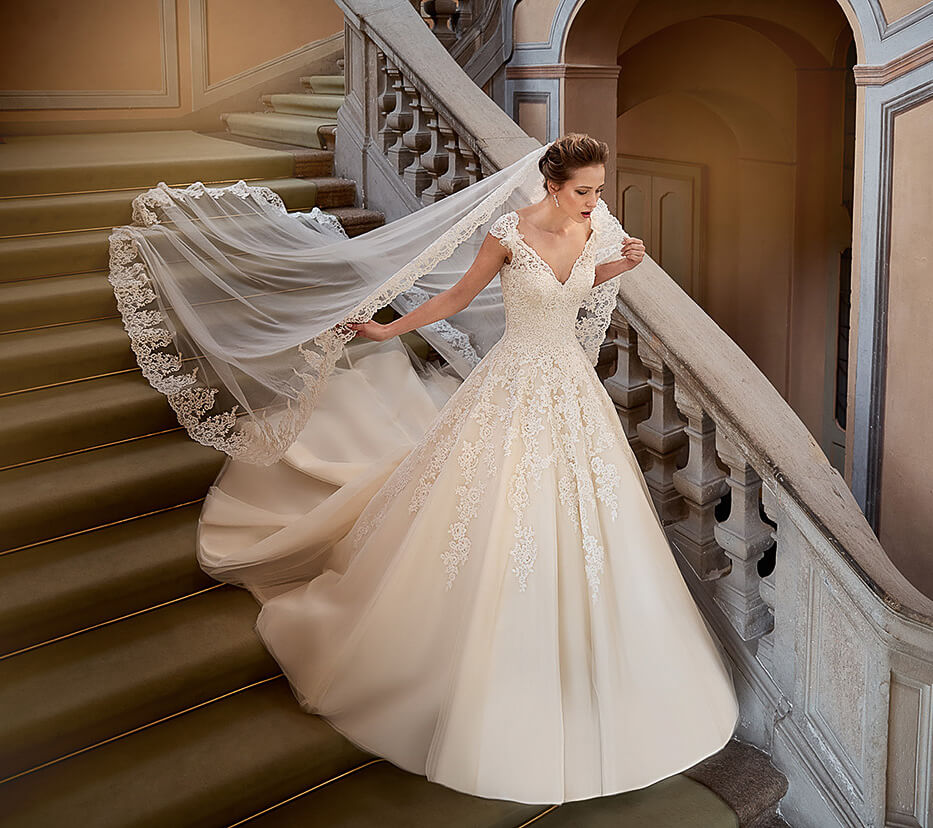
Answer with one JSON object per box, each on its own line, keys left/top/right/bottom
{"left": 550, "top": 164, "right": 605, "bottom": 222}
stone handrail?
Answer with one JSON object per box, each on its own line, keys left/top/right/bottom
{"left": 336, "top": 0, "right": 534, "bottom": 185}
{"left": 615, "top": 260, "right": 933, "bottom": 626}
{"left": 332, "top": 1, "right": 933, "bottom": 823}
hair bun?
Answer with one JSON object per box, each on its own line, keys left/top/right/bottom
{"left": 538, "top": 133, "right": 609, "bottom": 193}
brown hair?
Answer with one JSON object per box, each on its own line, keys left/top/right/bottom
{"left": 538, "top": 133, "right": 609, "bottom": 193}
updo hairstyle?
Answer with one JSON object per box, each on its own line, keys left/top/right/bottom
{"left": 538, "top": 133, "right": 609, "bottom": 194}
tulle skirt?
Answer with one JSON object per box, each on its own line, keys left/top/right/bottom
{"left": 197, "top": 336, "right": 740, "bottom": 804}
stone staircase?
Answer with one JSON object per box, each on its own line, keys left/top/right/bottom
{"left": 0, "top": 127, "right": 790, "bottom": 825}
{"left": 222, "top": 72, "right": 345, "bottom": 150}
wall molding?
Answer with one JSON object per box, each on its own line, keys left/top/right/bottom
{"left": 506, "top": 63, "right": 620, "bottom": 79}
{"left": 867, "top": 0, "right": 933, "bottom": 40}
{"left": 854, "top": 37, "right": 933, "bottom": 84}
{"left": 0, "top": 0, "right": 178, "bottom": 110}
{"left": 851, "top": 77, "right": 933, "bottom": 527}
{"left": 189, "top": 1, "right": 343, "bottom": 110}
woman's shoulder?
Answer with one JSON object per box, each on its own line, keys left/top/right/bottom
{"left": 488, "top": 210, "right": 520, "bottom": 241}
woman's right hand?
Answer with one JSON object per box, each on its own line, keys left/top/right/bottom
{"left": 345, "top": 319, "right": 395, "bottom": 341}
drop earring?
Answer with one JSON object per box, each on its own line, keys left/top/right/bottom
{"left": 552, "top": 193, "right": 559, "bottom": 207}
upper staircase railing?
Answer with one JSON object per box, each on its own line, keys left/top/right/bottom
{"left": 332, "top": 2, "right": 933, "bottom": 825}
{"left": 408, "top": 0, "right": 508, "bottom": 88}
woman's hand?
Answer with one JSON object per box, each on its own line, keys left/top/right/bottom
{"left": 616, "top": 236, "right": 646, "bottom": 271}
{"left": 345, "top": 319, "right": 396, "bottom": 341}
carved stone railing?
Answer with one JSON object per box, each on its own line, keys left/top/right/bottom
{"left": 330, "top": 2, "right": 933, "bottom": 825}
{"left": 408, "top": 0, "right": 506, "bottom": 87}
{"left": 606, "top": 266, "right": 933, "bottom": 828}
{"left": 334, "top": 0, "right": 534, "bottom": 222}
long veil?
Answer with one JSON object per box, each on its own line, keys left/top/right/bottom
{"left": 107, "top": 138, "right": 627, "bottom": 467}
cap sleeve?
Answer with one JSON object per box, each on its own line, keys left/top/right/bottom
{"left": 488, "top": 211, "right": 519, "bottom": 251}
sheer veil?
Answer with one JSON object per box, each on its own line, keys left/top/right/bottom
{"left": 107, "top": 139, "right": 628, "bottom": 466}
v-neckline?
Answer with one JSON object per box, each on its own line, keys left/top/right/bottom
{"left": 512, "top": 211, "right": 596, "bottom": 287}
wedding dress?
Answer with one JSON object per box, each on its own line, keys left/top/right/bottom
{"left": 108, "top": 141, "right": 740, "bottom": 804}
{"left": 194, "top": 204, "right": 741, "bottom": 805}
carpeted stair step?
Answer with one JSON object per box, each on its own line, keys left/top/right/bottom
{"left": 0, "top": 131, "right": 295, "bottom": 197}
{"left": 0, "top": 503, "right": 212, "bottom": 656}
{"left": 0, "top": 271, "right": 117, "bottom": 333}
{"left": 0, "top": 372, "right": 177, "bottom": 468}
{"left": 262, "top": 92, "right": 343, "bottom": 119}
{"left": 0, "top": 429, "right": 225, "bottom": 552}
{"left": 0, "top": 228, "right": 112, "bottom": 282}
{"left": 222, "top": 112, "right": 337, "bottom": 150}
{"left": 301, "top": 74, "right": 346, "bottom": 94}
{"left": 242, "top": 761, "right": 738, "bottom": 827}
{"left": 0, "top": 677, "right": 372, "bottom": 826}
{"left": 324, "top": 204, "right": 386, "bottom": 236}
{"left": 319, "top": 124, "right": 338, "bottom": 152}
{"left": 0, "top": 584, "right": 275, "bottom": 780}
{"left": 682, "top": 739, "right": 789, "bottom": 828}
{"left": 244, "top": 759, "right": 545, "bottom": 827}
{"left": 0, "top": 317, "right": 139, "bottom": 393}
{"left": 201, "top": 131, "right": 337, "bottom": 177}
{"left": 0, "top": 176, "right": 330, "bottom": 238}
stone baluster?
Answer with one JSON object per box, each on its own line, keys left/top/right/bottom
{"left": 757, "top": 482, "right": 779, "bottom": 669}
{"left": 604, "top": 311, "right": 650, "bottom": 468}
{"left": 419, "top": 109, "right": 449, "bottom": 204}
{"left": 460, "top": 140, "right": 483, "bottom": 185}
{"left": 375, "top": 51, "right": 398, "bottom": 154}
{"left": 423, "top": 0, "right": 459, "bottom": 47}
{"left": 438, "top": 128, "right": 470, "bottom": 195}
{"left": 400, "top": 80, "right": 433, "bottom": 196}
{"left": 457, "top": 0, "right": 474, "bottom": 32}
{"left": 671, "top": 383, "right": 731, "bottom": 580}
{"left": 713, "top": 432, "right": 775, "bottom": 641}
{"left": 385, "top": 63, "right": 414, "bottom": 174}
{"left": 635, "top": 339, "right": 687, "bottom": 524}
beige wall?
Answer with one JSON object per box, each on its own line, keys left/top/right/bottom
{"left": 879, "top": 0, "right": 932, "bottom": 23}
{"left": 205, "top": 0, "right": 344, "bottom": 84}
{"left": 514, "top": 0, "right": 562, "bottom": 44}
{"left": 0, "top": 0, "right": 343, "bottom": 129}
{"left": 880, "top": 100, "right": 933, "bottom": 593}
{"left": 0, "top": 0, "right": 165, "bottom": 91}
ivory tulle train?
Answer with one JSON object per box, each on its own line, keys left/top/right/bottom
{"left": 196, "top": 335, "right": 741, "bottom": 805}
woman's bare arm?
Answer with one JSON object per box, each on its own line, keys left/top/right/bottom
{"left": 346, "top": 232, "right": 509, "bottom": 341}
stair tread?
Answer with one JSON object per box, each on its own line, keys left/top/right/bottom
{"left": 242, "top": 759, "right": 739, "bottom": 828}
{"left": 0, "top": 429, "right": 225, "bottom": 552}
{"left": 0, "top": 316, "right": 135, "bottom": 393}
{"left": 0, "top": 371, "right": 175, "bottom": 467}
{"left": 0, "top": 270, "right": 118, "bottom": 333}
{"left": 0, "top": 503, "right": 213, "bottom": 655}
{"left": 0, "top": 584, "right": 275, "bottom": 779}
{"left": 0, "top": 176, "right": 325, "bottom": 238}
{"left": 0, "top": 131, "right": 295, "bottom": 197}
{"left": 223, "top": 112, "right": 338, "bottom": 150}
{"left": 0, "top": 678, "right": 369, "bottom": 826}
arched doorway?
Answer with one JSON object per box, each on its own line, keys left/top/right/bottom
{"left": 558, "top": 0, "right": 858, "bottom": 470}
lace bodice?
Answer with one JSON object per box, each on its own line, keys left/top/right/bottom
{"left": 346, "top": 199, "right": 637, "bottom": 603}
{"left": 488, "top": 198, "right": 628, "bottom": 364}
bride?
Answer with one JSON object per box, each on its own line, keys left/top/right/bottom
{"left": 109, "top": 133, "right": 740, "bottom": 804}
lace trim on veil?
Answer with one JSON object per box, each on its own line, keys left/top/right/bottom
{"left": 107, "top": 157, "right": 542, "bottom": 466}
{"left": 108, "top": 147, "right": 626, "bottom": 465}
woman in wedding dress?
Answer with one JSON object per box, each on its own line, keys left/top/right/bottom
{"left": 110, "top": 133, "right": 740, "bottom": 805}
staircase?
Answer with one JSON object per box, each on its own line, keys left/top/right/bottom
{"left": 222, "top": 72, "right": 345, "bottom": 150}
{"left": 0, "top": 123, "right": 790, "bottom": 824}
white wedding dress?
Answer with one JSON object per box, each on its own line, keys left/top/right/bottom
{"left": 195, "top": 205, "right": 741, "bottom": 805}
